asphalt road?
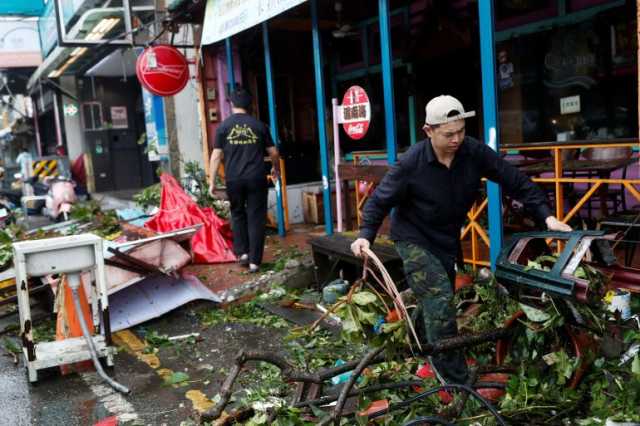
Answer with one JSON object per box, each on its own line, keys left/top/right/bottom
{"left": 1, "top": 303, "right": 288, "bottom": 425}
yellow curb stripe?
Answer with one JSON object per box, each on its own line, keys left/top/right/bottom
{"left": 114, "top": 329, "right": 211, "bottom": 405}
{"left": 0, "top": 278, "right": 14, "bottom": 291}
{"left": 186, "top": 390, "right": 215, "bottom": 413}
{"left": 112, "top": 330, "right": 161, "bottom": 369}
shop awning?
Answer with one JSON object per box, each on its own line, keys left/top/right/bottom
{"left": 26, "top": 8, "right": 125, "bottom": 92}
{"left": 201, "top": 0, "right": 308, "bottom": 45}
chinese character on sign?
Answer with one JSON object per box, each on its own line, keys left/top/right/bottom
{"left": 341, "top": 85, "right": 370, "bottom": 140}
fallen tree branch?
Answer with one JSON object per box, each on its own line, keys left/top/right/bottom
{"left": 199, "top": 328, "right": 512, "bottom": 423}
{"left": 201, "top": 357, "right": 243, "bottom": 421}
{"left": 293, "top": 380, "right": 423, "bottom": 408}
{"left": 322, "top": 345, "right": 386, "bottom": 426}
{"left": 420, "top": 327, "right": 511, "bottom": 355}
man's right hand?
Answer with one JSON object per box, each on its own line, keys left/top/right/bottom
{"left": 351, "top": 238, "right": 370, "bottom": 257}
{"left": 208, "top": 185, "right": 217, "bottom": 199}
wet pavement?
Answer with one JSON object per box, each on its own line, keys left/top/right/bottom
{"left": 1, "top": 302, "right": 292, "bottom": 425}
{"left": 0, "top": 223, "right": 319, "bottom": 425}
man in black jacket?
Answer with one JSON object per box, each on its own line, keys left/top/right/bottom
{"left": 350, "top": 95, "right": 571, "bottom": 384}
{"left": 209, "top": 87, "right": 280, "bottom": 273}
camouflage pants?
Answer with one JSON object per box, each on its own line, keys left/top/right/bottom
{"left": 395, "top": 241, "right": 469, "bottom": 384}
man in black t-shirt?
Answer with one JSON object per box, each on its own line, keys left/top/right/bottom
{"left": 209, "top": 87, "right": 281, "bottom": 273}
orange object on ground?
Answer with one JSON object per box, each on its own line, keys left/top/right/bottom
{"left": 385, "top": 308, "right": 400, "bottom": 323}
{"left": 94, "top": 416, "right": 118, "bottom": 426}
{"left": 455, "top": 273, "right": 474, "bottom": 292}
{"left": 55, "top": 275, "right": 94, "bottom": 374}
{"left": 357, "top": 399, "right": 389, "bottom": 417}
{"left": 414, "top": 359, "right": 508, "bottom": 403}
{"left": 145, "top": 174, "right": 236, "bottom": 264}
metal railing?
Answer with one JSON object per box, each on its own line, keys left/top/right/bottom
{"left": 462, "top": 139, "right": 640, "bottom": 268}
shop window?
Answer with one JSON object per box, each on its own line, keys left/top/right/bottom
{"left": 567, "top": 0, "right": 614, "bottom": 12}
{"left": 82, "top": 102, "right": 103, "bottom": 131}
{"left": 610, "top": 16, "right": 637, "bottom": 70}
{"left": 335, "top": 35, "right": 365, "bottom": 71}
{"left": 495, "top": 0, "right": 557, "bottom": 31}
{"left": 368, "top": 13, "right": 409, "bottom": 65}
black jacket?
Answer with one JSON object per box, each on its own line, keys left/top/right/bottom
{"left": 358, "top": 137, "right": 552, "bottom": 264}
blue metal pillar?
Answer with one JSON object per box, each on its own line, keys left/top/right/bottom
{"left": 311, "top": 0, "right": 333, "bottom": 235}
{"left": 262, "top": 22, "right": 286, "bottom": 237}
{"left": 378, "top": 0, "right": 397, "bottom": 164}
{"left": 407, "top": 65, "right": 417, "bottom": 146}
{"left": 478, "top": 0, "right": 503, "bottom": 269}
{"left": 225, "top": 38, "right": 235, "bottom": 93}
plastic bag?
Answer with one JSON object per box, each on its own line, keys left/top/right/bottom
{"left": 145, "top": 174, "right": 236, "bottom": 264}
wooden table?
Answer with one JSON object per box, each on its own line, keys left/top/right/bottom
{"left": 308, "top": 234, "right": 405, "bottom": 289}
{"left": 519, "top": 157, "right": 637, "bottom": 218}
{"left": 518, "top": 158, "right": 636, "bottom": 177}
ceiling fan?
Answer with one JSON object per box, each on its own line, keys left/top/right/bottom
{"left": 331, "top": 1, "right": 358, "bottom": 39}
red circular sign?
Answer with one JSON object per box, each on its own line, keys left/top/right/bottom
{"left": 136, "top": 45, "right": 189, "bottom": 96}
{"left": 341, "top": 86, "right": 370, "bottom": 140}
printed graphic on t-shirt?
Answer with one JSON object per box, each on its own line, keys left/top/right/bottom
{"left": 227, "top": 124, "right": 258, "bottom": 145}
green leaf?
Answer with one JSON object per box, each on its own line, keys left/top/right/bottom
{"left": 356, "top": 308, "right": 377, "bottom": 325}
{"left": 632, "top": 355, "right": 640, "bottom": 376}
{"left": 520, "top": 303, "right": 551, "bottom": 322}
{"left": 0, "top": 230, "right": 12, "bottom": 244}
{"left": 164, "top": 371, "right": 190, "bottom": 385}
{"left": 342, "top": 306, "right": 361, "bottom": 334}
{"left": 247, "top": 412, "right": 268, "bottom": 425}
{"left": 380, "top": 321, "right": 403, "bottom": 333}
{"left": 2, "top": 337, "right": 20, "bottom": 354}
{"left": 351, "top": 291, "right": 377, "bottom": 306}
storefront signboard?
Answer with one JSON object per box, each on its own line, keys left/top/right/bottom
{"left": 331, "top": 85, "right": 371, "bottom": 232}
{"left": 63, "top": 103, "right": 78, "bottom": 117}
{"left": 110, "top": 106, "right": 128, "bottom": 128}
{"left": 560, "top": 95, "right": 580, "bottom": 115}
{"left": 202, "top": 0, "right": 308, "bottom": 45}
{"left": 136, "top": 45, "right": 190, "bottom": 97}
{"left": 142, "top": 87, "right": 169, "bottom": 162}
{"left": 340, "top": 86, "right": 370, "bottom": 140}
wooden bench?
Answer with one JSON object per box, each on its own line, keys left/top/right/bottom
{"left": 308, "top": 234, "right": 406, "bottom": 290}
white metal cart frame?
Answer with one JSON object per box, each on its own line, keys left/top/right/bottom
{"left": 13, "top": 234, "right": 115, "bottom": 382}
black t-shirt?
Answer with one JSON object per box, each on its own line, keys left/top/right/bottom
{"left": 213, "top": 113, "right": 274, "bottom": 182}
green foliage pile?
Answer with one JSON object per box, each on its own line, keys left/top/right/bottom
{"left": 132, "top": 183, "right": 161, "bottom": 211}
{"left": 194, "top": 255, "right": 640, "bottom": 425}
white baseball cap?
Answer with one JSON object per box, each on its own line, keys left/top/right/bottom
{"left": 425, "top": 95, "right": 476, "bottom": 125}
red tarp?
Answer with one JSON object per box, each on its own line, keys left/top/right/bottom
{"left": 145, "top": 174, "right": 236, "bottom": 264}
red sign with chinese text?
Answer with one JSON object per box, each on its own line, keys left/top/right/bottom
{"left": 341, "top": 86, "right": 370, "bottom": 140}
{"left": 136, "top": 45, "right": 189, "bottom": 96}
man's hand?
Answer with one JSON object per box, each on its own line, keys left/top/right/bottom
{"left": 270, "top": 167, "right": 280, "bottom": 182}
{"left": 351, "top": 238, "right": 370, "bottom": 257}
{"left": 545, "top": 216, "right": 572, "bottom": 232}
{"left": 208, "top": 184, "right": 217, "bottom": 199}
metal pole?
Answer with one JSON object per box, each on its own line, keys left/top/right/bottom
{"left": 122, "top": 0, "right": 133, "bottom": 44}
{"left": 332, "top": 99, "right": 343, "bottom": 232}
{"left": 31, "top": 96, "right": 42, "bottom": 157}
{"left": 225, "top": 38, "right": 235, "bottom": 94}
{"left": 378, "top": 0, "right": 397, "bottom": 164}
{"left": 52, "top": 93, "right": 63, "bottom": 147}
{"left": 262, "top": 22, "right": 286, "bottom": 237}
{"left": 478, "top": 0, "right": 503, "bottom": 269}
{"left": 311, "top": 0, "right": 333, "bottom": 235}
